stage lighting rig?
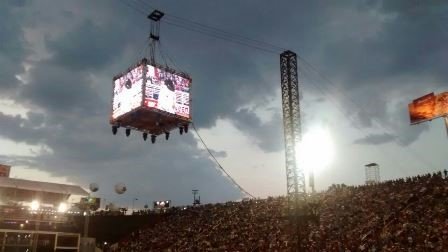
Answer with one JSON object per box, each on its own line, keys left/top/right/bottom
{"left": 112, "top": 125, "right": 118, "bottom": 135}
{"left": 151, "top": 135, "right": 156, "bottom": 144}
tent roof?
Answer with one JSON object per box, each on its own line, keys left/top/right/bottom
{"left": 0, "top": 177, "right": 88, "bottom": 196}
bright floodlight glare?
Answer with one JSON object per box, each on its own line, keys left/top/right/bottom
{"left": 58, "top": 202, "right": 68, "bottom": 213}
{"left": 31, "top": 200, "right": 40, "bottom": 211}
{"left": 297, "top": 126, "right": 334, "bottom": 175}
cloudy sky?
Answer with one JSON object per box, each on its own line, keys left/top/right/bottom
{"left": 1, "top": 0, "right": 447, "bottom": 208}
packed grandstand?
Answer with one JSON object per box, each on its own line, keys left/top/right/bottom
{"left": 107, "top": 170, "right": 448, "bottom": 251}
{"left": 1, "top": 168, "right": 447, "bottom": 251}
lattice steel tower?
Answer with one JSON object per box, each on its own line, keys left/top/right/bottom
{"left": 280, "top": 51, "right": 307, "bottom": 213}
{"left": 365, "top": 163, "right": 380, "bottom": 185}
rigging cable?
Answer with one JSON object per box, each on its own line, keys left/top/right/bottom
{"left": 119, "top": 0, "right": 282, "bottom": 54}
{"left": 192, "top": 123, "right": 256, "bottom": 198}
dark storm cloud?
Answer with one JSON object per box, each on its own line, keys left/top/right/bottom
{"left": 303, "top": 0, "right": 448, "bottom": 146}
{"left": 354, "top": 133, "right": 396, "bottom": 145}
{"left": 154, "top": 0, "right": 447, "bottom": 148}
{"left": 0, "top": 112, "right": 49, "bottom": 145}
{"left": 46, "top": 20, "right": 132, "bottom": 71}
{"left": 20, "top": 64, "right": 101, "bottom": 116}
{"left": 313, "top": 0, "right": 448, "bottom": 84}
{"left": 0, "top": 1, "right": 28, "bottom": 95}
{"left": 0, "top": 0, "right": 243, "bottom": 204}
{"left": 231, "top": 109, "right": 283, "bottom": 153}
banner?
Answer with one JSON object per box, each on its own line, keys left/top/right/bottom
{"left": 409, "top": 92, "right": 448, "bottom": 124}
{"left": 0, "top": 164, "right": 11, "bottom": 177}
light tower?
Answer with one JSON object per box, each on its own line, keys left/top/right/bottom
{"left": 192, "top": 189, "right": 200, "bottom": 205}
{"left": 365, "top": 163, "right": 380, "bottom": 185}
{"left": 280, "top": 50, "right": 307, "bottom": 251}
{"left": 280, "top": 51, "right": 307, "bottom": 210}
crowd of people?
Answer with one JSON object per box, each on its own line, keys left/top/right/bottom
{"left": 113, "top": 197, "right": 290, "bottom": 251}
{"left": 304, "top": 171, "right": 448, "bottom": 251}
{"left": 112, "top": 171, "right": 448, "bottom": 251}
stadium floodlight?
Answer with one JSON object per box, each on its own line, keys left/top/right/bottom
{"left": 30, "top": 200, "right": 40, "bottom": 211}
{"left": 58, "top": 202, "right": 68, "bottom": 213}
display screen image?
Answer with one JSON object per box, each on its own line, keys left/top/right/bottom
{"left": 144, "top": 65, "right": 191, "bottom": 119}
{"left": 409, "top": 92, "right": 448, "bottom": 124}
{"left": 434, "top": 92, "right": 448, "bottom": 117}
{"left": 0, "top": 164, "right": 10, "bottom": 177}
{"left": 112, "top": 65, "right": 144, "bottom": 119}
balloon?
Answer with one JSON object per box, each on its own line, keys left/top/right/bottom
{"left": 89, "top": 183, "right": 99, "bottom": 192}
{"left": 114, "top": 183, "right": 127, "bottom": 194}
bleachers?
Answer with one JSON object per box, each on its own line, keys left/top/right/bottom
{"left": 112, "top": 171, "right": 448, "bottom": 251}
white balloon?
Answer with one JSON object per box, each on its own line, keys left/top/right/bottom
{"left": 89, "top": 183, "right": 99, "bottom": 192}
{"left": 114, "top": 183, "right": 127, "bottom": 194}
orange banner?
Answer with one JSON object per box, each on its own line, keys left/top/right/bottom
{"left": 0, "top": 164, "right": 11, "bottom": 177}
{"left": 409, "top": 92, "right": 448, "bottom": 124}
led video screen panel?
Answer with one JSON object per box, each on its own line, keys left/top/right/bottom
{"left": 144, "top": 65, "right": 191, "bottom": 119}
{"left": 409, "top": 92, "right": 448, "bottom": 124}
{"left": 0, "top": 164, "right": 10, "bottom": 177}
{"left": 112, "top": 65, "right": 144, "bottom": 119}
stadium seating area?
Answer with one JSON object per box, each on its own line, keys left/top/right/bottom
{"left": 112, "top": 171, "right": 448, "bottom": 251}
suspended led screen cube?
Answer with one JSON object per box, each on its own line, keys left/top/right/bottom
{"left": 110, "top": 58, "right": 192, "bottom": 137}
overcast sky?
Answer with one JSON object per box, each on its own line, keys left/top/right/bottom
{"left": 1, "top": 0, "right": 447, "bottom": 208}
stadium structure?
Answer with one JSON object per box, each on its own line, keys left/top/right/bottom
{"left": 0, "top": 176, "right": 89, "bottom": 252}
{"left": 2, "top": 3, "right": 447, "bottom": 252}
